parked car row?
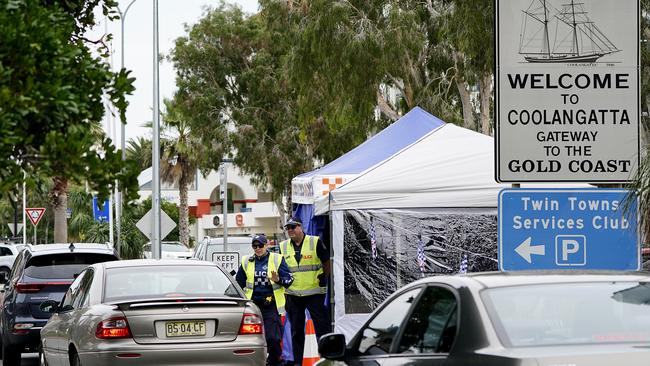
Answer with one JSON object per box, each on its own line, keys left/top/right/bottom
{"left": 1, "top": 240, "right": 649, "bottom": 366}
{"left": 0, "top": 242, "right": 266, "bottom": 366}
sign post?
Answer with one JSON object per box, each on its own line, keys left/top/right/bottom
{"left": 495, "top": 0, "right": 639, "bottom": 182}
{"left": 25, "top": 208, "right": 46, "bottom": 244}
{"left": 498, "top": 189, "right": 638, "bottom": 271}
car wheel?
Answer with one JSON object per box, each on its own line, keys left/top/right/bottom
{"left": 39, "top": 344, "right": 48, "bottom": 366}
{"left": 2, "top": 343, "right": 20, "bottom": 366}
{"left": 71, "top": 352, "right": 82, "bottom": 366}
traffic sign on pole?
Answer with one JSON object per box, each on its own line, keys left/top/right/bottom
{"left": 25, "top": 208, "right": 46, "bottom": 226}
{"left": 499, "top": 189, "right": 639, "bottom": 271}
{"left": 92, "top": 197, "right": 109, "bottom": 223}
{"left": 135, "top": 209, "right": 176, "bottom": 241}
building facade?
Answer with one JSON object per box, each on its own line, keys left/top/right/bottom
{"left": 137, "top": 164, "right": 285, "bottom": 242}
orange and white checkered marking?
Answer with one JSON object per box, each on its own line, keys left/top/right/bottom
{"left": 321, "top": 177, "right": 344, "bottom": 196}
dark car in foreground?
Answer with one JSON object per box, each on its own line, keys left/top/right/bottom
{"left": 40, "top": 259, "right": 265, "bottom": 366}
{"left": 0, "top": 243, "right": 119, "bottom": 365}
{"left": 317, "top": 271, "right": 650, "bottom": 366}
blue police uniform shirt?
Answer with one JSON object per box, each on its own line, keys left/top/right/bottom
{"left": 236, "top": 251, "right": 293, "bottom": 303}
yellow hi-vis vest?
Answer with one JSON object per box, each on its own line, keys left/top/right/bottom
{"left": 280, "top": 235, "right": 326, "bottom": 297}
{"left": 242, "top": 252, "right": 286, "bottom": 315}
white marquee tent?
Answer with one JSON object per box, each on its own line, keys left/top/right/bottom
{"left": 315, "top": 123, "right": 589, "bottom": 338}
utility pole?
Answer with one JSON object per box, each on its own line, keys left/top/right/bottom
{"left": 151, "top": 0, "right": 162, "bottom": 259}
{"left": 116, "top": 0, "right": 138, "bottom": 255}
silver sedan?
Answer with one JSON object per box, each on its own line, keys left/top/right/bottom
{"left": 39, "top": 259, "right": 265, "bottom": 366}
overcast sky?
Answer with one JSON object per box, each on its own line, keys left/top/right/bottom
{"left": 95, "top": 0, "right": 259, "bottom": 147}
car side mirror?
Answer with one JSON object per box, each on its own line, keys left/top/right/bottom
{"left": 318, "top": 333, "right": 347, "bottom": 360}
{"left": 39, "top": 300, "right": 60, "bottom": 314}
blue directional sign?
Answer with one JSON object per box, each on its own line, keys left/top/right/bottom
{"left": 92, "top": 197, "right": 109, "bottom": 223}
{"left": 499, "top": 189, "right": 638, "bottom": 271}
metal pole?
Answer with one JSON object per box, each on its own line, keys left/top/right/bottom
{"left": 109, "top": 193, "right": 114, "bottom": 246}
{"left": 223, "top": 163, "right": 228, "bottom": 252}
{"left": 152, "top": 0, "right": 162, "bottom": 259}
{"left": 22, "top": 172, "right": 26, "bottom": 245}
{"left": 116, "top": 0, "right": 137, "bottom": 255}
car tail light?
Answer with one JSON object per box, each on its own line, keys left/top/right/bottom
{"left": 239, "top": 313, "right": 263, "bottom": 335}
{"left": 96, "top": 317, "right": 132, "bottom": 339}
{"left": 15, "top": 281, "right": 72, "bottom": 293}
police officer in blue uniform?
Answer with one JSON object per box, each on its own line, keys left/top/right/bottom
{"left": 236, "top": 234, "right": 293, "bottom": 366}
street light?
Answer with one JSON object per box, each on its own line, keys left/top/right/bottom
{"left": 115, "top": 0, "right": 137, "bottom": 255}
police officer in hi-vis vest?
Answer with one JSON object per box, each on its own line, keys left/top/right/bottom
{"left": 280, "top": 216, "right": 331, "bottom": 366}
{"left": 236, "top": 234, "right": 293, "bottom": 366}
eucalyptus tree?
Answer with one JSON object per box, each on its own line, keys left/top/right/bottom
{"left": 169, "top": 3, "right": 314, "bottom": 214}
{"left": 288, "top": 0, "right": 493, "bottom": 133}
{"left": 0, "top": 0, "right": 138, "bottom": 242}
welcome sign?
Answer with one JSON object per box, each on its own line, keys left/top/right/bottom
{"left": 495, "top": 0, "right": 639, "bottom": 182}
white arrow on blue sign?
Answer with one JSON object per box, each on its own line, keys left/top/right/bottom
{"left": 92, "top": 197, "right": 109, "bottom": 223}
{"left": 499, "top": 188, "right": 639, "bottom": 271}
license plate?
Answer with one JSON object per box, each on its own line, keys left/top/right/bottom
{"left": 165, "top": 320, "right": 206, "bottom": 337}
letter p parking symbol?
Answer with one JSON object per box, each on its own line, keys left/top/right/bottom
{"left": 555, "top": 235, "right": 586, "bottom": 266}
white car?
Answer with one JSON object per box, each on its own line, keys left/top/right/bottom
{"left": 142, "top": 241, "right": 193, "bottom": 259}
{"left": 0, "top": 243, "right": 23, "bottom": 281}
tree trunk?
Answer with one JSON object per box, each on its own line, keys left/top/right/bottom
{"left": 179, "top": 174, "right": 190, "bottom": 248}
{"left": 478, "top": 73, "right": 493, "bottom": 136}
{"left": 456, "top": 80, "right": 474, "bottom": 130}
{"left": 50, "top": 177, "right": 68, "bottom": 243}
{"left": 376, "top": 90, "right": 400, "bottom": 122}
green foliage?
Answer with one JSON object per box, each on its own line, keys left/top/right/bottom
{"left": 169, "top": 2, "right": 314, "bottom": 210}
{"left": 126, "top": 136, "right": 153, "bottom": 171}
{"left": 0, "top": 0, "right": 138, "bottom": 203}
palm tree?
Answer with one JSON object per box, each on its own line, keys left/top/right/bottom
{"left": 158, "top": 98, "right": 205, "bottom": 248}
{"left": 126, "top": 136, "right": 153, "bottom": 171}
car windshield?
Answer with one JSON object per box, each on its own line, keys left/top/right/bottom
{"left": 162, "top": 242, "right": 189, "bottom": 252}
{"left": 103, "top": 265, "right": 241, "bottom": 302}
{"left": 483, "top": 282, "right": 650, "bottom": 347}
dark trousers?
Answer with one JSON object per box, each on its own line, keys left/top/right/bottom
{"left": 286, "top": 294, "right": 330, "bottom": 366}
{"left": 258, "top": 303, "right": 283, "bottom": 366}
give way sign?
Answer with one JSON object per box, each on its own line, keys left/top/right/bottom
{"left": 25, "top": 208, "right": 46, "bottom": 226}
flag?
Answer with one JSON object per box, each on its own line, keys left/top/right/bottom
{"left": 459, "top": 254, "right": 468, "bottom": 274}
{"left": 369, "top": 220, "right": 378, "bottom": 259}
{"left": 417, "top": 235, "right": 426, "bottom": 273}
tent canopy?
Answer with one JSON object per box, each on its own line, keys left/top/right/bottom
{"left": 317, "top": 123, "right": 592, "bottom": 214}
{"left": 292, "top": 107, "right": 445, "bottom": 205}
{"left": 317, "top": 124, "right": 507, "bottom": 213}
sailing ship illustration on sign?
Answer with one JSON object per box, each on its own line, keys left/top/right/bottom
{"left": 519, "top": 0, "right": 620, "bottom": 63}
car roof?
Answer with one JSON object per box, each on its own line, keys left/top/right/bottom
{"left": 25, "top": 243, "right": 116, "bottom": 255}
{"left": 203, "top": 236, "right": 252, "bottom": 244}
{"left": 412, "top": 271, "right": 650, "bottom": 289}
{"left": 99, "top": 258, "right": 217, "bottom": 269}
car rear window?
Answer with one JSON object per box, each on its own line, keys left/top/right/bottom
{"left": 482, "top": 282, "right": 650, "bottom": 347}
{"left": 25, "top": 253, "right": 117, "bottom": 279}
{"left": 103, "top": 265, "right": 242, "bottom": 303}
